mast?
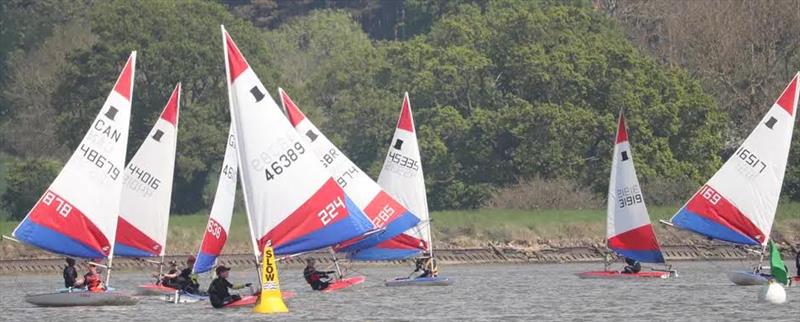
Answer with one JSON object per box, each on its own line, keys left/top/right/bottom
{"left": 221, "top": 26, "right": 261, "bottom": 280}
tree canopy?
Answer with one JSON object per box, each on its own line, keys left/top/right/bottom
{"left": 0, "top": 0, "right": 742, "bottom": 218}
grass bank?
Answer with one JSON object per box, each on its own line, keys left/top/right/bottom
{"left": 2, "top": 204, "right": 798, "bottom": 259}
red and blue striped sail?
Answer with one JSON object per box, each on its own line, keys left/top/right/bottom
{"left": 222, "top": 26, "right": 372, "bottom": 256}
{"left": 278, "top": 89, "right": 420, "bottom": 254}
{"left": 193, "top": 125, "right": 238, "bottom": 273}
{"left": 12, "top": 52, "right": 136, "bottom": 258}
{"left": 606, "top": 113, "right": 664, "bottom": 263}
{"left": 350, "top": 93, "right": 430, "bottom": 260}
{"left": 115, "top": 84, "right": 180, "bottom": 257}
{"left": 671, "top": 74, "right": 799, "bottom": 246}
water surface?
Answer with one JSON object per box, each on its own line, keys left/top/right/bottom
{"left": 0, "top": 261, "right": 797, "bottom": 321}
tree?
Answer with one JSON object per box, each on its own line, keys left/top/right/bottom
{"left": 53, "top": 0, "right": 274, "bottom": 213}
{"left": 1, "top": 157, "right": 60, "bottom": 219}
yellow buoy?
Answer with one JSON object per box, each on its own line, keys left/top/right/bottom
{"left": 253, "top": 246, "right": 289, "bottom": 313}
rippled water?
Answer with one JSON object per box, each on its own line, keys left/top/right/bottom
{"left": 1, "top": 261, "right": 798, "bottom": 321}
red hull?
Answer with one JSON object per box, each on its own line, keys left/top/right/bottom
{"left": 322, "top": 276, "right": 366, "bottom": 292}
{"left": 576, "top": 270, "right": 670, "bottom": 279}
{"left": 222, "top": 291, "right": 295, "bottom": 308}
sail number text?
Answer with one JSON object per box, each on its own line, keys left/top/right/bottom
{"left": 699, "top": 185, "right": 722, "bottom": 205}
{"left": 371, "top": 204, "right": 396, "bottom": 228}
{"left": 125, "top": 164, "right": 160, "bottom": 191}
{"left": 318, "top": 196, "right": 345, "bottom": 225}
{"left": 336, "top": 166, "right": 360, "bottom": 188}
{"left": 735, "top": 147, "right": 767, "bottom": 174}
{"left": 264, "top": 142, "right": 306, "bottom": 180}
{"left": 79, "top": 144, "right": 121, "bottom": 180}
{"left": 206, "top": 220, "right": 224, "bottom": 239}
{"left": 617, "top": 185, "right": 643, "bottom": 208}
{"left": 42, "top": 191, "right": 73, "bottom": 218}
{"left": 387, "top": 151, "right": 419, "bottom": 171}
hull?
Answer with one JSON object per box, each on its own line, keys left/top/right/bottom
{"left": 727, "top": 271, "right": 800, "bottom": 286}
{"left": 25, "top": 290, "right": 139, "bottom": 307}
{"left": 322, "top": 276, "right": 366, "bottom": 292}
{"left": 163, "top": 292, "right": 207, "bottom": 304}
{"left": 576, "top": 270, "right": 671, "bottom": 279}
{"left": 136, "top": 284, "right": 177, "bottom": 296}
{"left": 222, "top": 291, "right": 296, "bottom": 308}
{"left": 385, "top": 276, "right": 453, "bottom": 287}
{"left": 727, "top": 271, "right": 770, "bottom": 286}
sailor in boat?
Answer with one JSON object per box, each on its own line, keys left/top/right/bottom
{"left": 157, "top": 260, "right": 180, "bottom": 288}
{"left": 175, "top": 255, "right": 201, "bottom": 294}
{"left": 412, "top": 256, "right": 438, "bottom": 278}
{"left": 62, "top": 257, "right": 78, "bottom": 289}
{"left": 207, "top": 266, "right": 251, "bottom": 308}
{"left": 76, "top": 263, "right": 105, "bottom": 292}
{"left": 303, "top": 258, "right": 334, "bottom": 291}
{"left": 621, "top": 257, "right": 641, "bottom": 274}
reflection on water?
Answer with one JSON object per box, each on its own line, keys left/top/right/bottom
{"left": 0, "top": 261, "right": 797, "bottom": 321}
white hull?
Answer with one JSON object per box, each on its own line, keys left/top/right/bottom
{"left": 727, "top": 271, "right": 769, "bottom": 286}
{"left": 25, "top": 290, "right": 138, "bottom": 307}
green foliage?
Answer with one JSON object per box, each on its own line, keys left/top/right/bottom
{"left": 1, "top": 0, "right": 728, "bottom": 213}
{"left": 53, "top": 0, "right": 273, "bottom": 213}
{"left": 1, "top": 157, "right": 60, "bottom": 219}
{"left": 380, "top": 0, "right": 725, "bottom": 205}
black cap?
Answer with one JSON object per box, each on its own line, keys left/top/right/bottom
{"left": 215, "top": 265, "right": 231, "bottom": 275}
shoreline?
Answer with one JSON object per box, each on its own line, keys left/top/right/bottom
{"left": 0, "top": 244, "right": 781, "bottom": 274}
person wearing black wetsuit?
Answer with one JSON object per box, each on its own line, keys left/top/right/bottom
{"left": 207, "top": 266, "right": 250, "bottom": 308}
{"left": 63, "top": 257, "right": 78, "bottom": 288}
{"left": 622, "top": 257, "right": 641, "bottom": 274}
{"left": 303, "top": 258, "right": 334, "bottom": 291}
{"left": 176, "top": 255, "right": 201, "bottom": 294}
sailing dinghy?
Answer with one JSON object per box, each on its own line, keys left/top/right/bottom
{"left": 278, "top": 89, "right": 422, "bottom": 288}
{"left": 222, "top": 26, "right": 372, "bottom": 295}
{"left": 577, "top": 113, "right": 674, "bottom": 279}
{"left": 164, "top": 125, "right": 297, "bottom": 305}
{"left": 9, "top": 53, "right": 139, "bottom": 306}
{"left": 358, "top": 93, "right": 452, "bottom": 286}
{"left": 108, "top": 84, "right": 182, "bottom": 296}
{"left": 664, "top": 73, "right": 799, "bottom": 286}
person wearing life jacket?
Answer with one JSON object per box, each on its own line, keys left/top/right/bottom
{"left": 207, "top": 266, "right": 251, "bottom": 308}
{"left": 176, "top": 255, "right": 201, "bottom": 294}
{"left": 62, "top": 257, "right": 78, "bottom": 289}
{"left": 303, "top": 258, "right": 334, "bottom": 291}
{"left": 80, "top": 263, "right": 105, "bottom": 292}
{"left": 413, "top": 256, "right": 438, "bottom": 278}
{"left": 621, "top": 257, "right": 641, "bottom": 274}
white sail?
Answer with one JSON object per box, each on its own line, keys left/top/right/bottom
{"left": 350, "top": 93, "right": 430, "bottom": 260}
{"left": 671, "top": 74, "right": 799, "bottom": 246}
{"left": 606, "top": 113, "right": 664, "bottom": 263}
{"left": 12, "top": 52, "right": 137, "bottom": 259}
{"left": 193, "top": 124, "right": 238, "bottom": 273}
{"left": 115, "top": 84, "right": 180, "bottom": 257}
{"left": 221, "top": 26, "right": 371, "bottom": 256}
{"left": 278, "top": 89, "right": 420, "bottom": 253}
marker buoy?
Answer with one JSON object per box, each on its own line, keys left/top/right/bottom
{"left": 253, "top": 246, "right": 288, "bottom": 313}
{"left": 758, "top": 280, "right": 787, "bottom": 304}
